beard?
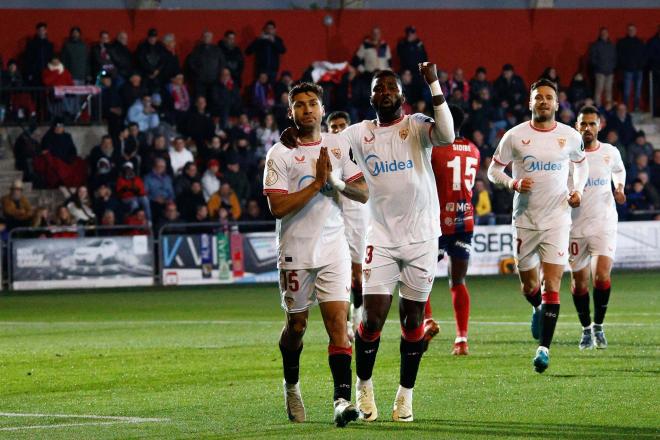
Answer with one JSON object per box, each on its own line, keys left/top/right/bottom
{"left": 372, "top": 96, "right": 403, "bottom": 119}
{"left": 532, "top": 110, "right": 554, "bottom": 123}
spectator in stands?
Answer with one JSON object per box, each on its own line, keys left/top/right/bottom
{"left": 120, "top": 139, "right": 142, "bottom": 173}
{"left": 589, "top": 27, "right": 617, "bottom": 107}
{"left": 637, "top": 171, "right": 660, "bottom": 208}
{"left": 120, "top": 72, "right": 146, "bottom": 110}
{"left": 628, "top": 179, "right": 652, "bottom": 212}
{"left": 127, "top": 94, "right": 160, "bottom": 133}
{"left": 90, "top": 31, "right": 114, "bottom": 80}
{"left": 142, "top": 133, "right": 171, "bottom": 175}
{"left": 169, "top": 137, "right": 194, "bottom": 175}
{"left": 109, "top": 31, "right": 133, "bottom": 82}
{"left": 649, "top": 25, "right": 660, "bottom": 117}
{"left": 177, "top": 179, "right": 206, "bottom": 222}
{"left": 136, "top": 28, "right": 166, "bottom": 94}
{"left": 2, "top": 180, "right": 34, "bottom": 230}
{"left": 493, "top": 63, "right": 526, "bottom": 115}
{"left": 193, "top": 204, "right": 209, "bottom": 223}
{"left": 473, "top": 178, "right": 495, "bottom": 225}
{"left": 567, "top": 73, "right": 590, "bottom": 109}
{"left": 41, "top": 57, "right": 77, "bottom": 120}
{"left": 649, "top": 150, "right": 660, "bottom": 193}
{"left": 200, "top": 135, "right": 226, "bottom": 165}
{"left": 471, "top": 129, "right": 494, "bottom": 158}
{"left": 239, "top": 199, "right": 266, "bottom": 222}
{"left": 24, "top": 22, "right": 54, "bottom": 85}
{"left": 144, "top": 157, "right": 175, "bottom": 222}
{"left": 174, "top": 161, "right": 199, "bottom": 197}
{"left": 202, "top": 159, "right": 221, "bottom": 201}
{"left": 66, "top": 186, "right": 96, "bottom": 225}
{"left": 32, "top": 206, "right": 52, "bottom": 229}
{"left": 397, "top": 26, "right": 427, "bottom": 77}
{"left": 469, "top": 67, "right": 491, "bottom": 101}
{"left": 156, "top": 201, "right": 180, "bottom": 231}
{"left": 222, "top": 152, "right": 250, "bottom": 203}
{"left": 252, "top": 72, "right": 275, "bottom": 116}
{"left": 605, "top": 129, "right": 628, "bottom": 166}
{"left": 617, "top": 23, "right": 646, "bottom": 111}
{"left": 52, "top": 205, "right": 77, "bottom": 237}
{"left": 491, "top": 182, "right": 514, "bottom": 224}
{"left": 92, "top": 183, "right": 122, "bottom": 220}
{"left": 99, "top": 210, "right": 116, "bottom": 234}
{"left": 126, "top": 122, "right": 148, "bottom": 158}
{"left": 256, "top": 113, "right": 279, "bottom": 156}
{"left": 607, "top": 103, "right": 637, "bottom": 147}
{"left": 245, "top": 20, "right": 286, "bottom": 82}
{"left": 274, "top": 70, "right": 294, "bottom": 100}
{"left": 219, "top": 30, "right": 244, "bottom": 86}
{"left": 12, "top": 124, "right": 39, "bottom": 182}
{"left": 61, "top": 26, "right": 89, "bottom": 84}
{"left": 214, "top": 68, "right": 242, "bottom": 127}
{"left": 450, "top": 68, "right": 469, "bottom": 102}
{"left": 124, "top": 208, "right": 148, "bottom": 234}
{"left": 629, "top": 154, "right": 651, "bottom": 183}
{"left": 182, "top": 96, "right": 215, "bottom": 151}
{"left": 159, "top": 33, "right": 180, "bottom": 89}
{"left": 99, "top": 72, "right": 123, "bottom": 137}
{"left": 88, "top": 134, "right": 119, "bottom": 177}
{"left": 41, "top": 119, "right": 78, "bottom": 163}
{"left": 353, "top": 27, "right": 391, "bottom": 75}
{"left": 188, "top": 30, "right": 225, "bottom": 105}
{"left": 166, "top": 73, "right": 190, "bottom": 125}
{"left": 208, "top": 182, "right": 241, "bottom": 220}
{"left": 629, "top": 130, "right": 654, "bottom": 161}
{"left": 540, "top": 66, "right": 560, "bottom": 89}
{"left": 116, "top": 162, "right": 151, "bottom": 221}
{"left": 2, "top": 59, "right": 37, "bottom": 121}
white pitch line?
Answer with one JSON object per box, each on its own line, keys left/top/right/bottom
{"left": 0, "top": 413, "right": 169, "bottom": 432}
{"left": 0, "top": 319, "right": 656, "bottom": 328}
{"left": 0, "top": 412, "right": 168, "bottom": 422}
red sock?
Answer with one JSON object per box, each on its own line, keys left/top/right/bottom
{"left": 424, "top": 297, "right": 433, "bottom": 319}
{"left": 451, "top": 284, "right": 470, "bottom": 338}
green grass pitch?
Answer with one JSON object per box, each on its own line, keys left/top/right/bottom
{"left": 0, "top": 271, "right": 658, "bottom": 439}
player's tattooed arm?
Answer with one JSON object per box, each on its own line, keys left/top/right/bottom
{"left": 266, "top": 147, "right": 331, "bottom": 218}
{"left": 279, "top": 126, "right": 299, "bottom": 149}
{"left": 419, "top": 62, "right": 454, "bottom": 145}
{"left": 339, "top": 176, "right": 369, "bottom": 204}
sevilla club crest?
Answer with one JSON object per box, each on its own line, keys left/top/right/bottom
{"left": 331, "top": 148, "right": 342, "bottom": 160}
{"left": 399, "top": 128, "right": 409, "bottom": 140}
{"left": 362, "top": 268, "right": 371, "bottom": 281}
{"left": 557, "top": 137, "right": 566, "bottom": 149}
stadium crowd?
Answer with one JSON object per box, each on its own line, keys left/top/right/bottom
{"left": 1, "top": 21, "right": 659, "bottom": 235}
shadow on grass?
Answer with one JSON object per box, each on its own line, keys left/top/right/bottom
{"left": 233, "top": 419, "right": 658, "bottom": 439}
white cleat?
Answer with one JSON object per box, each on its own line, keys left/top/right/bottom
{"left": 351, "top": 305, "right": 362, "bottom": 334}
{"left": 333, "top": 398, "right": 359, "bottom": 427}
{"left": 283, "top": 380, "right": 305, "bottom": 423}
{"left": 355, "top": 381, "right": 378, "bottom": 421}
{"left": 347, "top": 321, "right": 355, "bottom": 342}
{"left": 392, "top": 390, "right": 413, "bottom": 422}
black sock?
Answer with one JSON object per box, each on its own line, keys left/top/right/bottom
{"left": 539, "top": 304, "right": 560, "bottom": 348}
{"left": 400, "top": 337, "right": 425, "bottom": 389}
{"left": 353, "top": 280, "right": 363, "bottom": 309}
{"left": 355, "top": 332, "right": 380, "bottom": 381}
{"left": 329, "top": 353, "right": 352, "bottom": 401}
{"left": 524, "top": 288, "right": 542, "bottom": 308}
{"left": 279, "top": 343, "right": 303, "bottom": 385}
{"left": 593, "top": 285, "right": 611, "bottom": 325}
{"left": 572, "top": 293, "right": 592, "bottom": 327}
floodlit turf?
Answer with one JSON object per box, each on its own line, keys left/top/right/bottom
{"left": 0, "top": 271, "right": 658, "bottom": 439}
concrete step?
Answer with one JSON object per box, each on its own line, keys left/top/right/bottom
{"left": 0, "top": 160, "right": 16, "bottom": 171}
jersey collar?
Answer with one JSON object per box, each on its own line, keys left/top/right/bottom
{"left": 297, "top": 139, "right": 323, "bottom": 147}
{"left": 585, "top": 142, "right": 600, "bottom": 152}
{"left": 375, "top": 115, "right": 405, "bottom": 128}
{"left": 528, "top": 121, "right": 557, "bottom": 132}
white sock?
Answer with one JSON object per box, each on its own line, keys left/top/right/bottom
{"left": 396, "top": 385, "right": 413, "bottom": 401}
{"left": 537, "top": 346, "right": 549, "bottom": 355}
{"left": 356, "top": 377, "right": 372, "bottom": 389}
{"left": 455, "top": 336, "right": 467, "bottom": 343}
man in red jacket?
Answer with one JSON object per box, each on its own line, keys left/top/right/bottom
{"left": 116, "top": 162, "right": 152, "bottom": 222}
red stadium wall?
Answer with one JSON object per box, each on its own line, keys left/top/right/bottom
{"left": 1, "top": 8, "right": 657, "bottom": 88}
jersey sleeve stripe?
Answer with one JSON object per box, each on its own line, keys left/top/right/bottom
{"left": 263, "top": 189, "right": 289, "bottom": 195}
{"left": 345, "top": 172, "right": 364, "bottom": 183}
{"left": 492, "top": 157, "right": 508, "bottom": 166}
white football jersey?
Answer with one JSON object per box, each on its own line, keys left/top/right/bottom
{"left": 263, "top": 133, "right": 363, "bottom": 269}
{"left": 342, "top": 113, "right": 442, "bottom": 247}
{"left": 339, "top": 194, "right": 369, "bottom": 242}
{"left": 570, "top": 142, "right": 625, "bottom": 237}
{"left": 492, "top": 121, "right": 586, "bottom": 230}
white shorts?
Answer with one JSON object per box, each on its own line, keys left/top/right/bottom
{"left": 362, "top": 239, "right": 437, "bottom": 302}
{"left": 279, "top": 259, "right": 351, "bottom": 313}
{"left": 514, "top": 225, "right": 570, "bottom": 271}
{"left": 569, "top": 230, "right": 617, "bottom": 272}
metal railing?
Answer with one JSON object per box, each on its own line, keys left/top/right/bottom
{"left": 0, "top": 86, "right": 103, "bottom": 125}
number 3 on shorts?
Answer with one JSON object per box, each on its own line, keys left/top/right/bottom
{"left": 364, "top": 245, "right": 374, "bottom": 265}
